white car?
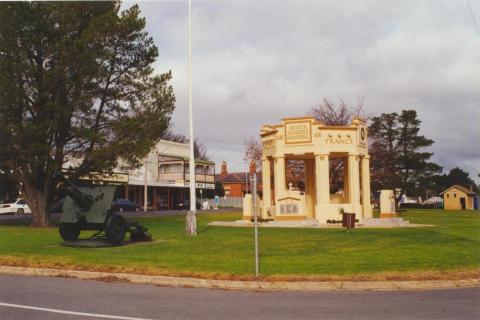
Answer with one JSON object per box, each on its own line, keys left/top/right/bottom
{"left": 0, "top": 199, "right": 31, "bottom": 215}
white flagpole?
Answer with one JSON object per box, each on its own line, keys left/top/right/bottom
{"left": 186, "top": 0, "right": 197, "bottom": 235}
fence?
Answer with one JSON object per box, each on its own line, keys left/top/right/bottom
{"left": 207, "top": 197, "right": 243, "bottom": 208}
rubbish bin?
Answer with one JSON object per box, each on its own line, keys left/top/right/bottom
{"left": 342, "top": 212, "right": 356, "bottom": 230}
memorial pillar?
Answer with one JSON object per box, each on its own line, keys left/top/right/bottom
{"left": 348, "top": 154, "right": 361, "bottom": 213}
{"left": 262, "top": 157, "right": 271, "bottom": 218}
{"left": 361, "top": 155, "right": 373, "bottom": 218}
{"left": 315, "top": 154, "right": 330, "bottom": 205}
{"left": 273, "top": 155, "right": 286, "bottom": 203}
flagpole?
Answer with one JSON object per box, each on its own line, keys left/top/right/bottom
{"left": 186, "top": 0, "right": 197, "bottom": 235}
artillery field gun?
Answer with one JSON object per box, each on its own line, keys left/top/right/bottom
{"left": 58, "top": 172, "right": 151, "bottom": 245}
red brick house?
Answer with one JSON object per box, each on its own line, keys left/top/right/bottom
{"left": 215, "top": 161, "right": 262, "bottom": 198}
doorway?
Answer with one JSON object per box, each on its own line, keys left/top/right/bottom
{"left": 285, "top": 157, "right": 316, "bottom": 219}
{"left": 460, "top": 197, "right": 466, "bottom": 210}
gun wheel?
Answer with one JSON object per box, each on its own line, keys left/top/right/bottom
{"left": 106, "top": 214, "right": 126, "bottom": 245}
{"left": 59, "top": 223, "right": 81, "bottom": 241}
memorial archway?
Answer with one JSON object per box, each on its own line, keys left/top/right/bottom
{"left": 244, "top": 116, "right": 372, "bottom": 223}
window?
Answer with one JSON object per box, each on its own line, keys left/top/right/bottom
{"left": 195, "top": 165, "right": 205, "bottom": 174}
{"left": 206, "top": 165, "right": 214, "bottom": 175}
{"left": 446, "top": 194, "right": 449, "bottom": 198}
{"left": 159, "top": 163, "right": 183, "bottom": 174}
{"left": 454, "top": 193, "right": 457, "bottom": 198}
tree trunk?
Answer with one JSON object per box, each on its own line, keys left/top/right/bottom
{"left": 22, "top": 185, "right": 50, "bottom": 227}
{"left": 185, "top": 211, "right": 197, "bottom": 236}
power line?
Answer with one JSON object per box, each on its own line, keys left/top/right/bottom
{"left": 466, "top": 0, "right": 480, "bottom": 35}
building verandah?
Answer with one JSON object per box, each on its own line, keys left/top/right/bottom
{"left": 244, "top": 116, "right": 372, "bottom": 223}
{"left": 116, "top": 140, "right": 215, "bottom": 211}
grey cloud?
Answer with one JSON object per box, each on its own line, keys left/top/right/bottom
{"left": 125, "top": 0, "right": 480, "bottom": 181}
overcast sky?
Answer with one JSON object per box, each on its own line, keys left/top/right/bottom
{"left": 124, "top": 0, "right": 480, "bottom": 182}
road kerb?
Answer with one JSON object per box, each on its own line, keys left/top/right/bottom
{"left": 0, "top": 266, "right": 478, "bottom": 292}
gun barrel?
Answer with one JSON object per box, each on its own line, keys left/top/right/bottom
{"left": 56, "top": 172, "right": 94, "bottom": 210}
{"left": 64, "top": 180, "right": 94, "bottom": 209}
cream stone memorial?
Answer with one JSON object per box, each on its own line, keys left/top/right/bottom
{"left": 243, "top": 116, "right": 373, "bottom": 223}
{"left": 380, "top": 189, "right": 397, "bottom": 218}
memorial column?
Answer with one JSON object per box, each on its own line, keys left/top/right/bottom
{"left": 273, "top": 155, "right": 286, "bottom": 203}
{"left": 262, "top": 157, "right": 272, "bottom": 218}
{"left": 348, "top": 154, "right": 361, "bottom": 213}
{"left": 361, "top": 155, "right": 373, "bottom": 218}
{"left": 315, "top": 153, "right": 330, "bottom": 206}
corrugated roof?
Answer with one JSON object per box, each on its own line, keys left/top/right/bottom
{"left": 440, "top": 185, "right": 478, "bottom": 195}
{"left": 215, "top": 172, "right": 263, "bottom": 184}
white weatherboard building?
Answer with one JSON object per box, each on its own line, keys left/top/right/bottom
{"left": 116, "top": 140, "right": 215, "bottom": 210}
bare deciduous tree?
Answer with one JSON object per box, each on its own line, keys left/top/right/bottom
{"left": 163, "top": 128, "right": 209, "bottom": 160}
{"left": 310, "top": 98, "right": 370, "bottom": 194}
{"left": 309, "top": 98, "right": 368, "bottom": 125}
{"left": 243, "top": 136, "right": 262, "bottom": 169}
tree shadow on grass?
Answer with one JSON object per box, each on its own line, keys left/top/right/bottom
{"left": 0, "top": 215, "right": 31, "bottom": 226}
{"left": 196, "top": 225, "right": 213, "bottom": 235}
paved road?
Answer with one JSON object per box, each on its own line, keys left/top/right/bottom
{"left": 0, "top": 275, "right": 479, "bottom": 320}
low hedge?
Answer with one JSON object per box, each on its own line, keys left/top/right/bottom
{"left": 399, "top": 203, "right": 443, "bottom": 209}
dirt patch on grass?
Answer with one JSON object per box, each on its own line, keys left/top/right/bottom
{"left": 0, "top": 256, "right": 478, "bottom": 282}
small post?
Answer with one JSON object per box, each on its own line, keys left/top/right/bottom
{"left": 252, "top": 173, "right": 259, "bottom": 277}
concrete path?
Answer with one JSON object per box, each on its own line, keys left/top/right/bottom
{"left": 208, "top": 220, "right": 435, "bottom": 229}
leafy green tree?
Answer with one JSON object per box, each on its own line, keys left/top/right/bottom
{"left": 429, "top": 167, "right": 478, "bottom": 194}
{"left": 369, "top": 110, "right": 441, "bottom": 197}
{"left": 215, "top": 181, "right": 225, "bottom": 197}
{"left": 446, "top": 168, "right": 477, "bottom": 190}
{"left": 0, "top": 171, "right": 19, "bottom": 203}
{"left": 0, "top": 2, "right": 175, "bottom": 226}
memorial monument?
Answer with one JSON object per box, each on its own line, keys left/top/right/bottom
{"left": 243, "top": 116, "right": 372, "bottom": 223}
{"left": 380, "top": 189, "right": 397, "bottom": 218}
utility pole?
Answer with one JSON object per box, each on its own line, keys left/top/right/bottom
{"left": 143, "top": 160, "right": 148, "bottom": 212}
{"left": 185, "top": 0, "right": 197, "bottom": 236}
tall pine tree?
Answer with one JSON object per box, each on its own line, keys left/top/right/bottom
{"left": 0, "top": 2, "right": 175, "bottom": 226}
{"left": 369, "top": 112, "right": 401, "bottom": 193}
{"left": 369, "top": 110, "right": 441, "bottom": 197}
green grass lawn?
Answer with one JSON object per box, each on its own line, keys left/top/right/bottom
{"left": 0, "top": 209, "right": 479, "bottom": 279}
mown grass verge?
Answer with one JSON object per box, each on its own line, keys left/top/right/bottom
{"left": 0, "top": 209, "right": 478, "bottom": 280}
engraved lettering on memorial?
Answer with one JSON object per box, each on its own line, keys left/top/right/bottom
{"left": 285, "top": 121, "right": 311, "bottom": 144}
{"left": 280, "top": 203, "right": 299, "bottom": 214}
{"left": 325, "top": 133, "right": 353, "bottom": 144}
